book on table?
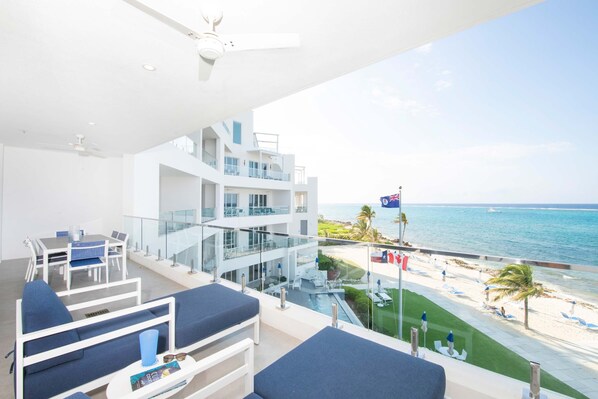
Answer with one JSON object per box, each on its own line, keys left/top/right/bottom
{"left": 130, "top": 360, "right": 181, "bottom": 391}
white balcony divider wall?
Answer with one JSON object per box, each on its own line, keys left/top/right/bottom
{"left": 0, "top": 146, "right": 123, "bottom": 260}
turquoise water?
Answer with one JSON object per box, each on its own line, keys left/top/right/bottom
{"left": 319, "top": 203, "right": 598, "bottom": 267}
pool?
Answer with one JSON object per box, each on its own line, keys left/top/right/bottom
{"left": 308, "top": 293, "right": 352, "bottom": 323}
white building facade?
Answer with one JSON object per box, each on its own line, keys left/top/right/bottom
{"left": 125, "top": 111, "right": 318, "bottom": 288}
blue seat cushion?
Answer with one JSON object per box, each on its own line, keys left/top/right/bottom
{"left": 149, "top": 284, "right": 259, "bottom": 348}
{"left": 244, "top": 394, "right": 264, "bottom": 399}
{"left": 23, "top": 310, "right": 168, "bottom": 399}
{"left": 70, "top": 257, "right": 103, "bottom": 268}
{"left": 64, "top": 393, "right": 91, "bottom": 399}
{"left": 254, "top": 327, "right": 446, "bottom": 399}
{"left": 21, "top": 281, "right": 83, "bottom": 374}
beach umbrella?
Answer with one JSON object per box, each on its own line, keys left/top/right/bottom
{"left": 421, "top": 311, "right": 428, "bottom": 347}
{"left": 377, "top": 279, "right": 381, "bottom": 293}
{"left": 570, "top": 300, "right": 576, "bottom": 315}
{"left": 442, "top": 269, "right": 446, "bottom": 282}
{"left": 447, "top": 330, "right": 454, "bottom": 355}
{"left": 277, "top": 262, "right": 282, "bottom": 281}
{"left": 315, "top": 257, "right": 319, "bottom": 268}
{"left": 485, "top": 285, "right": 490, "bottom": 302}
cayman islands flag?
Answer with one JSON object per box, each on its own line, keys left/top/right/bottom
{"left": 380, "top": 193, "right": 400, "bottom": 208}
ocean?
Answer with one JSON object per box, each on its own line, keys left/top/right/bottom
{"left": 318, "top": 203, "right": 598, "bottom": 267}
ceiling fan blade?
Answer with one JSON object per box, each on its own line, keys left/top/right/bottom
{"left": 78, "top": 151, "right": 106, "bottom": 159}
{"left": 123, "top": 0, "right": 202, "bottom": 40}
{"left": 220, "top": 33, "right": 300, "bottom": 52}
{"left": 198, "top": 57, "right": 215, "bottom": 81}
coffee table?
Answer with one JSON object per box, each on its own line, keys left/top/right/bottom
{"left": 106, "top": 356, "right": 196, "bottom": 399}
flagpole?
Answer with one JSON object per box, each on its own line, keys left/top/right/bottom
{"left": 398, "top": 186, "right": 403, "bottom": 340}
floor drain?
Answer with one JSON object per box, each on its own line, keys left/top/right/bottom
{"left": 85, "top": 309, "right": 109, "bottom": 318}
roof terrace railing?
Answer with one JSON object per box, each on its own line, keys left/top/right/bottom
{"left": 123, "top": 215, "right": 598, "bottom": 399}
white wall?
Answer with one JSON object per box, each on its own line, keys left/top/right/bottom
{"left": 159, "top": 173, "right": 201, "bottom": 212}
{"left": 0, "top": 144, "right": 3, "bottom": 261}
{"left": 1, "top": 146, "right": 123, "bottom": 260}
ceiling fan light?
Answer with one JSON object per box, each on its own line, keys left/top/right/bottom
{"left": 73, "top": 144, "right": 85, "bottom": 152}
{"left": 197, "top": 37, "right": 225, "bottom": 60}
{"left": 142, "top": 64, "right": 156, "bottom": 71}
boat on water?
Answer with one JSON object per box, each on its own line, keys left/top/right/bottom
{"left": 487, "top": 207, "right": 501, "bottom": 213}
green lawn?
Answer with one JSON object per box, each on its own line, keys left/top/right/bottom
{"left": 334, "top": 257, "right": 366, "bottom": 280}
{"left": 318, "top": 220, "right": 352, "bottom": 239}
{"left": 369, "top": 289, "right": 587, "bottom": 399}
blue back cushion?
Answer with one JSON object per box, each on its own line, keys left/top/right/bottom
{"left": 21, "top": 281, "right": 83, "bottom": 374}
{"left": 70, "top": 240, "right": 104, "bottom": 261}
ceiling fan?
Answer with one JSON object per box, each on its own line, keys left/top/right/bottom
{"left": 123, "top": 0, "right": 300, "bottom": 80}
{"left": 40, "top": 134, "right": 105, "bottom": 158}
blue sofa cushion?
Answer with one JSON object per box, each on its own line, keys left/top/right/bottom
{"left": 21, "top": 281, "right": 83, "bottom": 374}
{"left": 64, "top": 393, "right": 91, "bottom": 399}
{"left": 254, "top": 327, "right": 446, "bottom": 399}
{"left": 150, "top": 284, "right": 259, "bottom": 348}
{"left": 244, "top": 394, "right": 264, "bottom": 399}
{"left": 23, "top": 309, "right": 168, "bottom": 399}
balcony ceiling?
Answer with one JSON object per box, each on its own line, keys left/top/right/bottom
{"left": 0, "top": 0, "right": 541, "bottom": 155}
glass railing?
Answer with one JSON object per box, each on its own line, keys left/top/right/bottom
{"left": 201, "top": 208, "right": 215, "bottom": 222}
{"left": 296, "top": 206, "right": 308, "bottom": 213}
{"left": 224, "top": 163, "right": 291, "bottom": 181}
{"left": 202, "top": 150, "right": 217, "bottom": 169}
{"left": 223, "top": 206, "right": 290, "bottom": 218}
{"left": 123, "top": 214, "right": 597, "bottom": 399}
{"left": 158, "top": 209, "right": 197, "bottom": 234}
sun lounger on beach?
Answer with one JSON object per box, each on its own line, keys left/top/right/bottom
{"left": 434, "top": 340, "right": 442, "bottom": 352}
{"left": 578, "top": 319, "right": 598, "bottom": 330}
{"left": 450, "top": 288, "right": 465, "bottom": 296}
{"left": 494, "top": 309, "right": 515, "bottom": 320}
{"left": 560, "top": 311, "right": 581, "bottom": 322}
{"left": 457, "top": 349, "right": 468, "bottom": 361}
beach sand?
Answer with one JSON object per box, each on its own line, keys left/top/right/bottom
{"left": 321, "top": 245, "right": 598, "bottom": 396}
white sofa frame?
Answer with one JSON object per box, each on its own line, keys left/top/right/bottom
{"left": 15, "top": 278, "right": 260, "bottom": 399}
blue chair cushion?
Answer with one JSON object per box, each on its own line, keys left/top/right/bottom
{"left": 21, "top": 281, "right": 83, "bottom": 374}
{"left": 36, "top": 253, "right": 68, "bottom": 265}
{"left": 149, "top": 284, "right": 259, "bottom": 348}
{"left": 108, "top": 250, "right": 120, "bottom": 256}
{"left": 23, "top": 310, "right": 168, "bottom": 399}
{"left": 70, "top": 258, "right": 103, "bottom": 268}
{"left": 254, "top": 327, "right": 446, "bottom": 399}
{"left": 244, "top": 394, "right": 264, "bottom": 399}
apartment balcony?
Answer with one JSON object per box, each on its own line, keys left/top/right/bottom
{"left": 224, "top": 164, "right": 291, "bottom": 182}
{"left": 224, "top": 206, "right": 290, "bottom": 218}
{"left": 202, "top": 150, "right": 217, "bottom": 169}
{"left": 296, "top": 206, "right": 308, "bottom": 213}
{"left": 201, "top": 207, "right": 216, "bottom": 222}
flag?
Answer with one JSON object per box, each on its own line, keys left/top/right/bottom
{"left": 380, "top": 193, "right": 400, "bottom": 208}
{"left": 402, "top": 255, "right": 409, "bottom": 271}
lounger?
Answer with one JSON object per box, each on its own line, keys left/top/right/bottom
{"left": 15, "top": 279, "right": 259, "bottom": 399}
{"left": 367, "top": 292, "right": 382, "bottom": 304}
{"left": 377, "top": 292, "right": 393, "bottom": 303}
{"left": 253, "top": 327, "right": 446, "bottom": 399}
{"left": 578, "top": 319, "right": 598, "bottom": 330}
{"left": 494, "top": 310, "right": 515, "bottom": 320}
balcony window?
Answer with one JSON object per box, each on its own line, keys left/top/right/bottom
{"left": 224, "top": 156, "right": 239, "bottom": 175}
{"left": 224, "top": 193, "right": 238, "bottom": 217}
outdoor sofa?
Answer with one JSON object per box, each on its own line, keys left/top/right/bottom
{"left": 14, "top": 278, "right": 259, "bottom": 399}
{"left": 78, "top": 326, "right": 446, "bottom": 399}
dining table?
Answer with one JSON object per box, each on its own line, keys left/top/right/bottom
{"left": 36, "top": 234, "right": 126, "bottom": 283}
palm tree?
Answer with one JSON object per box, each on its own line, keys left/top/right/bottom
{"left": 351, "top": 219, "right": 369, "bottom": 241}
{"left": 357, "top": 205, "right": 376, "bottom": 230}
{"left": 393, "top": 212, "right": 408, "bottom": 241}
{"left": 369, "top": 228, "right": 382, "bottom": 243}
{"left": 486, "top": 264, "right": 544, "bottom": 329}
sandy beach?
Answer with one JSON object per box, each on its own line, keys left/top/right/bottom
{"left": 321, "top": 244, "right": 598, "bottom": 395}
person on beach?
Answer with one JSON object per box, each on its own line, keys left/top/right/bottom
{"left": 500, "top": 306, "right": 506, "bottom": 317}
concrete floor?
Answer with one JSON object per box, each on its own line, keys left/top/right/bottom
{"left": 1, "top": 258, "right": 300, "bottom": 399}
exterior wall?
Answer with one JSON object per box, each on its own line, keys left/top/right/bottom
{"left": 1, "top": 146, "right": 123, "bottom": 259}
{"left": 128, "top": 111, "right": 318, "bottom": 280}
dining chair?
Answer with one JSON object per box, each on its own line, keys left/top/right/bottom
{"left": 56, "top": 229, "right": 86, "bottom": 238}
{"left": 108, "top": 232, "right": 129, "bottom": 275}
{"left": 23, "top": 238, "right": 68, "bottom": 282}
{"left": 111, "top": 230, "right": 119, "bottom": 238}
{"left": 66, "top": 240, "right": 109, "bottom": 290}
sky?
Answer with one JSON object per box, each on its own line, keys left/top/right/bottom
{"left": 253, "top": 0, "right": 598, "bottom": 204}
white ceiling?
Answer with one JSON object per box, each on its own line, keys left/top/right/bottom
{"left": 0, "top": 0, "right": 541, "bottom": 155}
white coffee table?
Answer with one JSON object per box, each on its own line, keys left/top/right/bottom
{"left": 106, "top": 356, "right": 196, "bottom": 399}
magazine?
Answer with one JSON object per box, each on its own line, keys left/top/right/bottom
{"left": 130, "top": 360, "right": 181, "bottom": 391}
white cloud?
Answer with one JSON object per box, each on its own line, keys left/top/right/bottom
{"left": 415, "top": 43, "right": 433, "bottom": 54}
{"left": 440, "top": 70, "right": 451, "bottom": 75}
{"left": 435, "top": 79, "right": 453, "bottom": 91}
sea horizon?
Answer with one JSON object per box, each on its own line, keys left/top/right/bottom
{"left": 317, "top": 203, "right": 598, "bottom": 267}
